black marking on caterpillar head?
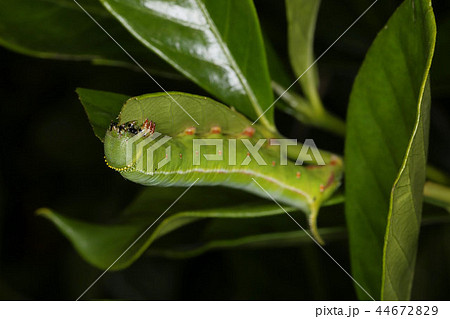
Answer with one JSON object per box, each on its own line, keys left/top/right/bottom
{"left": 129, "top": 127, "right": 139, "bottom": 134}
{"left": 109, "top": 121, "right": 119, "bottom": 131}
{"left": 109, "top": 119, "right": 156, "bottom": 136}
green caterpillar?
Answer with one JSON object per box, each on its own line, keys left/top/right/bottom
{"left": 104, "top": 92, "right": 343, "bottom": 243}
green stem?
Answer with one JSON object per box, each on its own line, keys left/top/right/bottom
{"left": 272, "top": 81, "right": 346, "bottom": 137}
{"left": 423, "top": 181, "right": 450, "bottom": 212}
{"left": 313, "top": 107, "right": 346, "bottom": 137}
{"left": 426, "top": 165, "right": 450, "bottom": 185}
{"left": 318, "top": 182, "right": 450, "bottom": 213}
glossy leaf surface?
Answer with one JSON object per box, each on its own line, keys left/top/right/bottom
{"left": 100, "top": 0, "right": 275, "bottom": 129}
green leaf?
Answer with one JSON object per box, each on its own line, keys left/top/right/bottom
{"left": 77, "top": 88, "right": 130, "bottom": 142}
{"left": 344, "top": 0, "right": 436, "bottom": 300}
{"left": 381, "top": 79, "right": 431, "bottom": 300}
{"left": 39, "top": 184, "right": 346, "bottom": 268}
{"left": 0, "top": 0, "right": 178, "bottom": 76}
{"left": 100, "top": 0, "right": 275, "bottom": 130}
{"left": 38, "top": 187, "right": 295, "bottom": 270}
{"left": 286, "top": 0, "right": 320, "bottom": 102}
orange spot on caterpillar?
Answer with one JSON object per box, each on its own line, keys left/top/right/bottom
{"left": 319, "top": 185, "right": 325, "bottom": 193}
{"left": 271, "top": 161, "right": 276, "bottom": 167}
{"left": 185, "top": 127, "right": 196, "bottom": 135}
{"left": 296, "top": 172, "right": 301, "bottom": 179}
{"left": 329, "top": 155, "right": 340, "bottom": 166}
{"left": 179, "top": 153, "right": 183, "bottom": 159}
{"left": 218, "top": 150, "right": 222, "bottom": 156}
{"left": 242, "top": 127, "right": 255, "bottom": 137}
{"left": 211, "top": 126, "right": 221, "bottom": 134}
{"left": 247, "top": 152, "right": 250, "bottom": 157}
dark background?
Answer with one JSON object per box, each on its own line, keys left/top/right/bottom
{"left": 0, "top": 0, "right": 449, "bottom": 300}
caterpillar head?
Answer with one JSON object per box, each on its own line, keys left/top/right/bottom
{"left": 104, "top": 119, "right": 156, "bottom": 171}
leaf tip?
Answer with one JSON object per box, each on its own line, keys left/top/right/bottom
{"left": 35, "top": 207, "right": 53, "bottom": 217}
